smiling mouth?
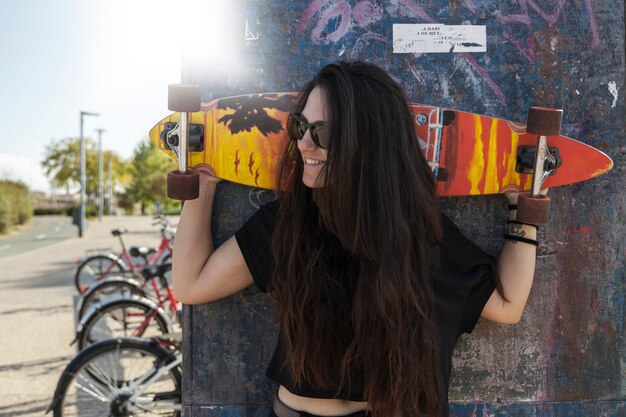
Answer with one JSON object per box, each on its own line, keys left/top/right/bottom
{"left": 304, "top": 158, "right": 325, "bottom": 165}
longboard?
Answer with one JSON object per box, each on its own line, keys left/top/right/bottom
{"left": 149, "top": 92, "right": 613, "bottom": 197}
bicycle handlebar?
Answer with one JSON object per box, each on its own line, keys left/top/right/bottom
{"left": 152, "top": 217, "right": 171, "bottom": 227}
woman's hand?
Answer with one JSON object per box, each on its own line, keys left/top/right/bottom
{"left": 194, "top": 163, "right": 222, "bottom": 186}
{"left": 172, "top": 162, "right": 253, "bottom": 304}
{"left": 502, "top": 186, "right": 549, "bottom": 205}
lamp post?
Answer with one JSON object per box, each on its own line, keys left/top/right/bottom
{"left": 79, "top": 111, "right": 99, "bottom": 237}
{"left": 95, "top": 128, "right": 106, "bottom": 221}
{"left": 108, "top": 154, "right": 113, "bottom": 216}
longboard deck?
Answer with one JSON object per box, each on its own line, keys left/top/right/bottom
{"left": 149, "top": 92, "right": 613, "bottom": 196}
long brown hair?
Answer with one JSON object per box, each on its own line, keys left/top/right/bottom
{"left": 270, "top": 61, "right": 445, "bottom": 417}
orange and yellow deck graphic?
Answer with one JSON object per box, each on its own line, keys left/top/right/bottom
{"left": 149, "top": 93, "right": 613, "bottom": 197}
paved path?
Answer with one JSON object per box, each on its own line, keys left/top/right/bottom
{"left": 0, "top": 215, "right": 178, "bottom": 417}
{"left": 0, "top": 216, "right": 75, "bottom": 259}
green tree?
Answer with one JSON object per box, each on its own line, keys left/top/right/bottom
{"left": 126, "top": 138, "right": 178, "bottom": 214}
{"left": 41, "top": 137, "right": 83, "bottom": 193}
{"left": 41, "top": 137, "right": 127, "bottom": 199}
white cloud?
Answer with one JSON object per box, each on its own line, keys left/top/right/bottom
{"left": 0, "top": 153, "right": 52, "bottom": 193}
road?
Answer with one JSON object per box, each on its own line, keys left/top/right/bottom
{"left": 0, "top": 216, "right": 76, "bottom": 259}
{"left": 0, "top": 215, "right": 178, "bottom": 417}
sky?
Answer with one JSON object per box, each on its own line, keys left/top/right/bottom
{"left": 0, "top": 0, "right": 215, "bottom": 192}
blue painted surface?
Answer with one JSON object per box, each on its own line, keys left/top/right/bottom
{"left": 186, "top": 401, "right": 626, "bottom": 417}
{"left": 183, "top": 0, "right": 625, "bottom": 415}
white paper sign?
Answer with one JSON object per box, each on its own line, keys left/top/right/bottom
{"left": 393, "top": 24, "right": 486, "bottom": 53}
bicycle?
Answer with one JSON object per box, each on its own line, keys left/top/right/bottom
{"left": 74, "top": 215, "right": 176, "bottom": 293}
{"left": 74, "top": 263, "right": 181, "bottom": 350}
{"left": 74, "top": 274, "right": 149, "bottom": 321}
{"left": 48, "top": 334, "right": 182, "bottom": 417}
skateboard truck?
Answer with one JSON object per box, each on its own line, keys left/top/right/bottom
{"left": 516, "top": 107, "right": 563, "bottom": 225}
{"left": 166, "top": 84, "right": 201, "bottom": 200}
{"left": 516, "top": 146, "right": 561, "bottom": 175}
{"left": 161, "top": 122, "right": 205, "bottom": 152}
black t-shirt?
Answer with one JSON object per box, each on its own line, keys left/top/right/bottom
{"left": 235, "top": 200, "right": 496, "bottom": 410}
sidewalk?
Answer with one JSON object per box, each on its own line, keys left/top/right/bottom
{"left": 0, "top": 215, "right": 178, "bottom": 417}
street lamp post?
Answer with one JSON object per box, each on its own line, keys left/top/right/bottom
{"left": 79, "top": 111, "right": 99, "bottom": 237}
{"left": 95, "top": 128, "right": 105, "bottom": 221}
{"left": 108, "top": 154, "right": 113, "bottom": 216}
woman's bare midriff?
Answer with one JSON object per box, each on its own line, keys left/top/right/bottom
{"left": 278, "top": 385, "right": 369, "bottom": 416}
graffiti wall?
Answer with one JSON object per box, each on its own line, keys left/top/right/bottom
{"left": 182, "top": 1, "right": 625, "bottom": 416}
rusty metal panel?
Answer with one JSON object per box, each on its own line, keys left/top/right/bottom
{"left": 183, "top": 1, "right": 625, "bottom": 415}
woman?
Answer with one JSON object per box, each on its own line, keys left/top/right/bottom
{"left": 173, "top": 61, "right": 542, "bottom": 417}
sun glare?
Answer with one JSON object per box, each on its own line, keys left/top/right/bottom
{"left": 94, "top": 0, "right": 243, "bottom": 84}
{"left": 177, "top": 0, "right": 245, "bottom": 79}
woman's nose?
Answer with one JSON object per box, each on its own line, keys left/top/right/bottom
{"left": 297, "top": 128, "right": 317, "bottom": 150}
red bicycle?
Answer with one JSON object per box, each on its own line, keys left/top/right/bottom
{"left": 74, "top": 216, "right": 175, "bottom": 293}
{"left": 74, "top": 263, "right": 181, "bottom": 350}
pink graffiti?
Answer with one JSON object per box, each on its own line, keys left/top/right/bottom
{"left": 527, "top": 0, "right": 565, "bottom": 26}
{"left": 397, "top": 0, "right": 436, "bottom": 23}
{"left": 584, "top": 0, "right": 600, "bottom": 49}
{"left": 298, "top": 0, "right": 600, "bottom": 106}
{"left": 481, "top": 404, "right": 495, "bottom": 417}
{"left": 528, "top": 0, "right": 566, "bottom": 25}
{"left": 299, "top": 0, "right": 435, "bottom": 46}
{"left": 349, "top": 32, "right": 386, "bottom": 59}
{"left": 353, "top": 1, "right": 382, "bottom": 26}
{"left": 299, "top": 0, "right": 507, "bottom": 104}
{"left": 301, "top": 0, "right": 601, "bottom": 58}
{"left": 501, "top": 10, "right": 532, "bottom": 25}
{"left": 463, "top": 0, "right": 477, "bottom": 14}
{"left": 502, "top": 31, "right": 536, "bottom": 62}
{"left": 469, "top": 403, "right": 495, "bottom": 417}
{"left": 298, "top": 0, "right": 332, "bottom": 34}
{"left": 500, "top": 0, "right": 566, "bottom": 62}
{"left": 500, "top": 0, "right": 600, "bottom": 61}
{"left": 304, "top": 0, "right": 384, "bottom": 45}
{"left": 462, "top": 53, "right": 508, "bottom": 105}
{"left": 311, "top": 1, "right": 352, "bottom": 44}
{"left": 500, "top": 0, "right": 566, "bottom": 26}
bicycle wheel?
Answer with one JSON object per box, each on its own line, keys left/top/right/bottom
{"left": 77, "top": 277, "right": 148, "bottom": 320}
{"left": 75, "top": 254, "right": 127, "bottom": 293}
{"left": 77, "top": 297, "right": 172, "bottom": 350}
{"left": 50, "top": 337, "right": 181, "bottom": 417}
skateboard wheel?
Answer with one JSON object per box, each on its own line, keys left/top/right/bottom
{"left": 167, "top": 170, "right": 199, "bottom": 200}
{"left": 168, "top": 85, "right": 201, "bottom": 113}
{"left": 516, "top": 193, "right": 551, "bottom": 225}
{"left": 526, "top": 107, "right": 563, "bottom": 136}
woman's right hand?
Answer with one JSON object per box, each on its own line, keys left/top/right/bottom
{"left": 172, "top": 163, "right": 254, "bottom": 305}
{"left": 194, "top": 163, "right": 222, "bottom": 187}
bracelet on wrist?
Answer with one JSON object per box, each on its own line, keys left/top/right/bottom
{"left": 503, "top": 234, "right": 538, "bottom": 246}
{"left": 507, "top": 220, "right": 538, "bottom": 230}
{"left": 508, "top": 204, "right": 518, "bottom": 211}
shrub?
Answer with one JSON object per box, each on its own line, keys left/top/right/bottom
{"left": 34, "top": 207, "right": 70, "bottom": 216}
{"left": 0, "top": 181, "right": 33, "bottom": 234}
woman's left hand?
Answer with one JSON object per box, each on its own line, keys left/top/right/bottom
{"left": 502, "top": 187, "right": 549, "bottom": 205}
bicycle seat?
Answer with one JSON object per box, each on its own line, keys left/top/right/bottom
{"left": 141, "top": 263, "right": 172, "bottom": 280}
{"left": 130, "top": 246, "right": 155, "bottom": 257}
{"left": 111, "top": 229, "right": 128, "bottom": 237}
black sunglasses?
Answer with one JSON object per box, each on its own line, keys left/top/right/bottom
{"left": 288, "top": 113, "right": 330, "bottom": 149}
